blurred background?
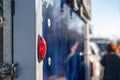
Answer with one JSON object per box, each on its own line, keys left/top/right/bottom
{"left": 90, "top": 0, "right": 120, "bottom": 41}
{"left": 42, "top": 0, "right": 120, "bottom": 80}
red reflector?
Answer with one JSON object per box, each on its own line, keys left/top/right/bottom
{"left": 38, "top": 37, "right": 47, "bottom": 60}
{"left": 90, "top": 62, "right": 93, "bottom": 78}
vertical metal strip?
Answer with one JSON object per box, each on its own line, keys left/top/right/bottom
{"left": 36, "top": 0, "right": 43, "bottom": 80}
{"left": 84, "top": 22, "right": 90, "bottom": 80}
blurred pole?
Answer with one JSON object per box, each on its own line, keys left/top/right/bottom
{"left": 84, "top": 22, "right": 90, "bottom": 80}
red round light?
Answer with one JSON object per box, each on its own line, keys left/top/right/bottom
{"left": 38, "top": 37, "right": 47, "bottom": 60}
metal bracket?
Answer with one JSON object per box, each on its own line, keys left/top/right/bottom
{"left": 0, "top": 63, "right": 11, "bottom": 78}
{"left": 0, "top": 16, "right": 4, "bottom": 27}
{"left": 0, "top": 63, "right": 18, "bottom": 78}
{"left": 11, "top": 0, "right": 15, "bottom": 15}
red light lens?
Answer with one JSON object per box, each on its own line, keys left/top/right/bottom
{"left": 38, "top": 37, "right": 47, "bottom": 60}
{"left": 90, "top": 62, "right": 93, "bottom": 78}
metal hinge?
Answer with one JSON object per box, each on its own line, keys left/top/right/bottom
{"left": 11, "top": 0, "right": 15, "bottom": 15}
{"left": 0, "top": 63, "right": 18, "bottom": 78}
{"left": 0, "top": 16, "right": 4, "bottom": 27}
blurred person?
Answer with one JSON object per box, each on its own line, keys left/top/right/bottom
{"left": 66, "top": 41, "right": 79, "bottom": 61}
{"left": 118, "top": 45, "right": 120, "bottom": 57}
{"left": 115, "top": 44, "right": 120, "bottom": 57}
{"left": 65, "top": 41, "right": 85, "bottom": 80}
{"left": 100, "top": 42, "right": 120, "bottom": 80}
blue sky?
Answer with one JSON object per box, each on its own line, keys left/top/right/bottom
{"left": 90, "top": 0, "right": 120, "bottom": 39}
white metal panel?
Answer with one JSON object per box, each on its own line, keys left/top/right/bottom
{"left": 13, "top": 0, "right": 43, "bottom": 80}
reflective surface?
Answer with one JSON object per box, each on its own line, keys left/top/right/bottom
{"left": 42, "top": 0, "right": 85, "bottom": 80}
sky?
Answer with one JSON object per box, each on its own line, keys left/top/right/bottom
{"left": 90, "top": 0, "right": 120, "bottom": 39}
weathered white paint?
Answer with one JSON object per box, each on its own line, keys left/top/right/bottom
{"left": 3, "top": 0, "right": 12, "bottom": 80}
